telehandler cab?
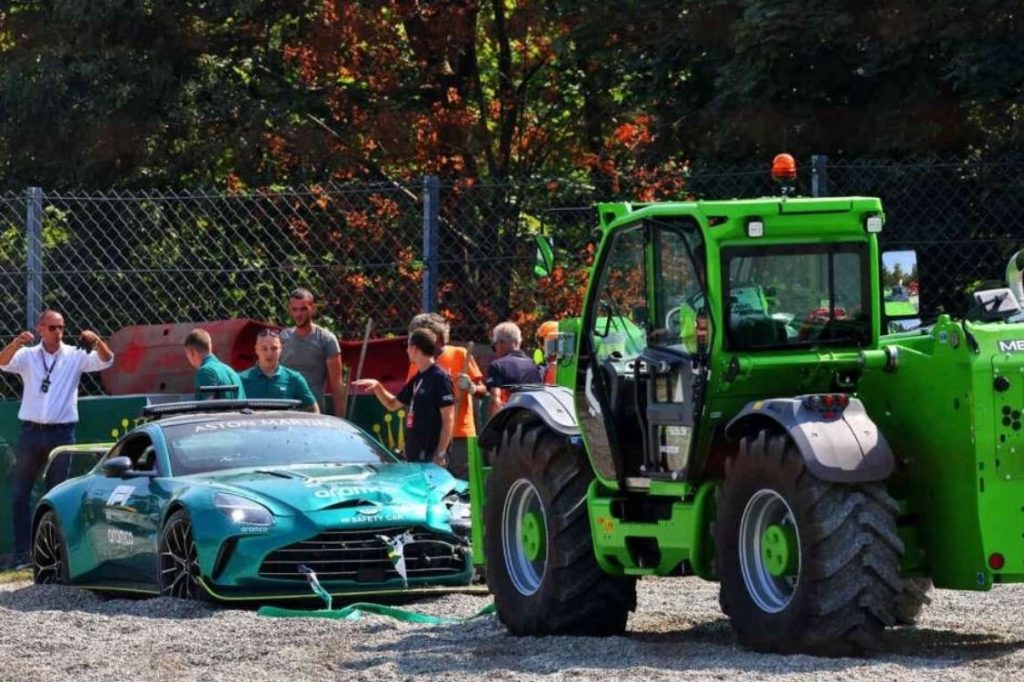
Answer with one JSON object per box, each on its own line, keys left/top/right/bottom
{"left": 469, "top": 156, "right": 1024, "bottom": 656}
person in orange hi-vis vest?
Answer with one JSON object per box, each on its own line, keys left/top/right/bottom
{"left": 535, "top": 320, "right": 560, "bottom": 385}
{"left": 405, "top": 313, "right": 484, "bottom": 479}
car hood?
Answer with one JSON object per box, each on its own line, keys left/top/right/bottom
{"left": 184, "top": 462, "right": 463, "bottom": 514}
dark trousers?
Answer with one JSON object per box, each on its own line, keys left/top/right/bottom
{"left": 448, "top": 438, "right": 469, "bottom": 480}
{"left": 12, "top": 422, "right": 75, "bottom": 555}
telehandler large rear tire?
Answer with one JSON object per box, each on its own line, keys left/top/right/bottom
{"left": 484, "top": 420, "right": 636, "bottom": 636}
{"left": 715, "top": 429, "right": 903, "bottom": 656}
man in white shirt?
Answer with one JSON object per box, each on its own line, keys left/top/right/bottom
{"left": 0, "top": 309, "right": 114, "bottom": 568}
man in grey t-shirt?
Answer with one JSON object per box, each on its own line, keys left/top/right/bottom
{"left": 279, "top": 288, "right": 346, "bottom": 418}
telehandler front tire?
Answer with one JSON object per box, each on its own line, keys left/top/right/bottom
{"left": 484, "top": 421, "right": 636, "bottom": 636}
{"left": 715, "top": 429, "right": 903, "bottom": 656}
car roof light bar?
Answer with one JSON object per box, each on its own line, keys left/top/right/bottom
{"left": 141, "top": 399, "right": 304, "bottom": 418}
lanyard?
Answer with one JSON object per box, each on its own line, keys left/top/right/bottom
{"left": 405, "top": 377, "right": 424, "bottom": 431}
{"left": 408, "top": 378, "right": 424, "bottom": 417}
{"left": 39, "top": 347, "right": 59, "bottom": 381}
{"left": 39, "top": 347, "right": 59, "bottom": 393}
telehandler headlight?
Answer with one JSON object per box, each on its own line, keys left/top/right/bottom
{"left": 746, "top": 218, "right": 764, "bottom": 238}
{"left": 865, "top": 214, "right": 883, "bottom": 233}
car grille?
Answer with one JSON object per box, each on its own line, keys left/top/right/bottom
{"left": 258, "top": 526, "right": 467, "bottom": 582}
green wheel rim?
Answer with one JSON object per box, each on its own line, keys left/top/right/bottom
{"left": 520, "top": 510, "right": 546, "bottom": 562}
{"left": 760, "top": 523, "right": 798, "bottom": 577}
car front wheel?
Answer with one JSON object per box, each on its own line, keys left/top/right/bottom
{"left": 33, "top": 510, "right": 71, "bottom": 585}
{"left": 159, "top": 509, "right": 204, "bottom": 600}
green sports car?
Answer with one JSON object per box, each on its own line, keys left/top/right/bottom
{"left": 31, "top": 401, "right": 474, "bottom": 601}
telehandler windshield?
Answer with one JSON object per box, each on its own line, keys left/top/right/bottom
{"left": 722, "top": 242, "right": 871, "bottom": 350}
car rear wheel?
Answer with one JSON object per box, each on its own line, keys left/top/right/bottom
{"left": 33, "top": 510, "right": 70, "bottom": 585}
{"left": 159, "top": 509, "right": 204, "bottom": 600}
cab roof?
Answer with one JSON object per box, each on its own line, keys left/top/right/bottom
{"left": 596, "top": 196, "right": 885, "bottom": 242}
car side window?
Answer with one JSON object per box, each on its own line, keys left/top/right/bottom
{"left": 136, "top": 446, "right": 158, "bottom": 472}
{"left": 109, "top": 435, "right": 159, "bottom": 473}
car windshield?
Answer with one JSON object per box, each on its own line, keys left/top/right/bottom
{"left": 162, "top": 414, "right": 394, "bottom": 476}
{"left": 722, "top": 243, "right": 871, "bottom": 350}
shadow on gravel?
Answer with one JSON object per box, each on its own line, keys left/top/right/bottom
{"left": 0, "top": 584, "right": 218, "bottom": 620}
{"left": 879, "top": 626, "right": 1024, "bottom": 663}
{"left": 628, "top": 618, "right": 735, "bottom": 646}
{"left": 344, "top": 616, "right": 1024, "bottom": 676}
{"left": 344, "top": 616, "right": 877, "bottom": 676}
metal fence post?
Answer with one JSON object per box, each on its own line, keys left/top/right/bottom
{"left": 25, "top": 187, "right": 43, "bottom": 330}
{"left": 421, "top": 175, "right": 440, "bottom": 313}
{"left": 811, "top": 155, "right": 829, "bottom": 197}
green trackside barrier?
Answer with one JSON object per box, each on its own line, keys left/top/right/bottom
{"left": 259, "top": 600, "right": 496, "bottom": 623}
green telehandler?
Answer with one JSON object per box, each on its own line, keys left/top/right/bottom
{"left": 468, "top": 157, "right": 1024, "bottom": 656}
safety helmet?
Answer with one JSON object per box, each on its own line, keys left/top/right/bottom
{"left": 536, "top": 320, "right": 559, "bottom": 341}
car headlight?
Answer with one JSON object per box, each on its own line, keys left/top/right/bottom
{"left": 213, "top": 492, "right": 273, "bottom": 526}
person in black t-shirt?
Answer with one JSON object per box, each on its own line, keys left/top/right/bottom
{"left": 354, "top": 328, "right": 455, "bottom": 467}
{"left": 486, "top": 321, "right": 544, "bottom": 419}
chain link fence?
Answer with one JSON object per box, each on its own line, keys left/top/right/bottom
{"left": 0, "top": 157, "right": 1022, "bottom": 398}
{"left": 827, "top": 158, "right": 1024, "bottom": 320}
{"left": 0, "top": 183, "right": 424, "bottom": 395}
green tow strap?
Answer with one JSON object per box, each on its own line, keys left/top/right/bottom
{"left": 257, "top": 600, "right": 495, "bottom": 624}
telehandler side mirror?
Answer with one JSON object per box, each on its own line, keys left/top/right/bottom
{"left": 881, "top": 250, "right": 920, "bottom": 319}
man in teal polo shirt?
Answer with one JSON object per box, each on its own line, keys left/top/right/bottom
{"left": 239, "top": 329, "right": 318, "bottom": 412}
{"left": 183, "top": 328, "right": 246, "bottom": 400}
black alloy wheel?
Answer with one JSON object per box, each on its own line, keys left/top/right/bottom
{"left": 159, "top": 509, "right": 203, "bottom": 600}
{"left": 33, "top": 510, "right": 70, "bottom": 585}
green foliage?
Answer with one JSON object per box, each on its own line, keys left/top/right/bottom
{"left": 1, "top": 1, "right": 1020, "bottom": 191}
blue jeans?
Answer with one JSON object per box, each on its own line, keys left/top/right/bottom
{"left": 11, "top": 422, "right": 75, "bottom": 555}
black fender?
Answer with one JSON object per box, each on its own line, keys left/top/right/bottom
{"left": 479, "top": 385, "right": 579, "bottom": 450}
{"left": 724, "top": 396, "right": 894, "bottom": 483}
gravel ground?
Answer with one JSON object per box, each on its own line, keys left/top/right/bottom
{"left": 2, "top": 576, "right": 1024, "bottom": 681}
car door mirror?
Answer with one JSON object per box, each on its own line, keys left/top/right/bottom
{"left": 101, "top": 456, "right": 133, "bottom": 477}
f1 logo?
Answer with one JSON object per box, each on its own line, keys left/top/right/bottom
{"left": 106, "top": 485, "right": 134, "bottom": 506}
